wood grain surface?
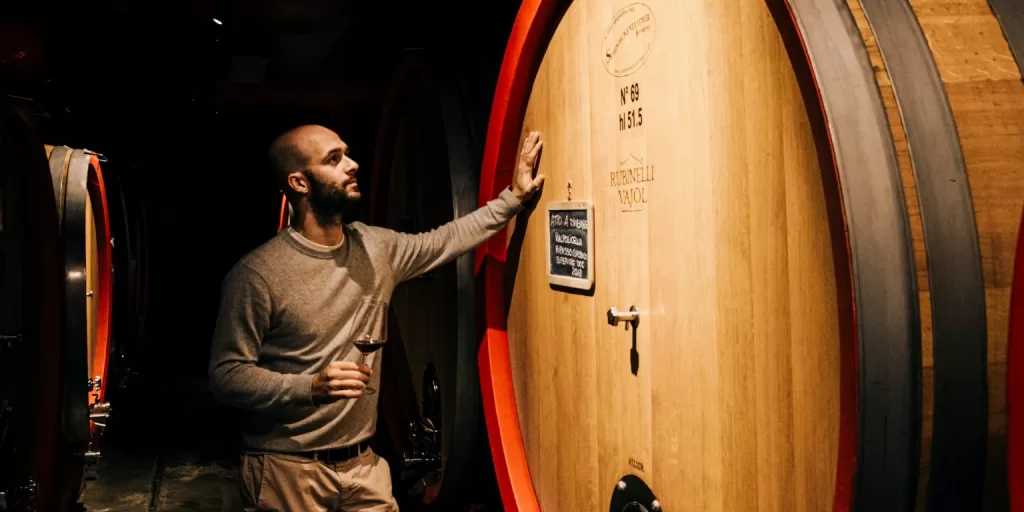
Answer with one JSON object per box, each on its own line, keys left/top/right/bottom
{"left": 86, "top": 190, "right": 99, "bottom": 384}
{"left": 503, "top": 0, "right": 842, "bottom": 509}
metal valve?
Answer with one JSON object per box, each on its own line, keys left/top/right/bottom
{"left": 90, "top": 402, "right": 112, "bottom": 430}
{"left": 607, "top": 306, "right": 639, "bottom": 328}
{"left": 0, "top": 334, "right": 22, "bottom": 352}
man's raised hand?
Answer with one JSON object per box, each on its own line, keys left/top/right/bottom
{"left": 512, "top": 131, "right": 545, "bottom": 203}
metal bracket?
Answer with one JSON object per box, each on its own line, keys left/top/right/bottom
{"left": 401, "top": 363, "right": 444, "bottom": 496}
{"left": 85, "top": 451, "right": 102, "bottom": 465}
{"left": 610, "top": 474, "right": 660, "bottom": 511}
{"left": 0, "top": 479, "right": 37, "bottom": 511}
{"left": 82, "top": 148, "right": 108, "bottom": 162}
{"left": 0, "top": 334, "right": 23, "bottom": 351}
{"left": 607, "top": 306, "right": 639, "bottom": 329}
{"left": 90, "top": 402, "right": 112, "bottom": 431}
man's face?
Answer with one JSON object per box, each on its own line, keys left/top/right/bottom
{"left": 291, "top": 126, "right": 361, "bottom": 223}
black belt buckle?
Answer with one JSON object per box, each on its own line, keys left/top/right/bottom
{"left": 312, "top": 441, "right": 367, "bottom": 463}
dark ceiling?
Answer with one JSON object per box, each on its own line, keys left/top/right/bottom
{"left": 0, "top": 0, "right": 522, "bottom": 165}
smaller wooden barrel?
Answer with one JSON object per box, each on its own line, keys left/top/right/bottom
{"left": 0, "top": 104, "right": 76, "bottom": 511}
{"left": 45, "top": 145, "right": 114, "bottom": 466}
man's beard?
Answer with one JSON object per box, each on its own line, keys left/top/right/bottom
{"left": 304, "top": 170, "right": 359, "bottom": 226}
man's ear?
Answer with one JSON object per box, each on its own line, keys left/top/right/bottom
{"left": 287, "top": 172, "right": 308, "bottom": 195}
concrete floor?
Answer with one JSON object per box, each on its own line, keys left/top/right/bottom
{"left": 80, "top": 449, "right": 243, "bottom": 512}
{"left": 77, "top": 367, "right": 246, "bottom": 512}
{"left": 75, "top": 345, "right": 502, "bottom": 512}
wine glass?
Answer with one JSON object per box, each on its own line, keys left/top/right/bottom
{"left": 352, "top": 297, "right": 388, "bottom": 395}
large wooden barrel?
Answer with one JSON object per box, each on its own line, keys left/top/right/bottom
{"left": 475, "top": 0, "right": 1024, "bottom": 511}
{"left": 367, "top": 53, "right": 497, "bottom": 509}
{"left": 0, "top": 104, "right": 76, "bottom": 510}
{"left": 45, "top": 146, "right": 115, "bottom": 470}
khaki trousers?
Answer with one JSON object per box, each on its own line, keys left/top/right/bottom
{"left": 239, "top": 446, "right": 399, "bottom": 512}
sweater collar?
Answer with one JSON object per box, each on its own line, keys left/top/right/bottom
{"left": 283, "top": 226, "right": 348, "bottom": 259}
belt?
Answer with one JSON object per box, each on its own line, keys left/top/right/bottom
{"left": 294, "top": 440, "right": 371, "bottom": 463}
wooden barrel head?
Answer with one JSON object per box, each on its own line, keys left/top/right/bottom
{"left": 86, "top": 190, "right": 99, "bottom": 385}
{"left": 84, "top": 154, "right": 113, "bottom": 409}
{"left": 479, "top": 0, "right": 1024, "bottom": 510}
{"left": 486, "top": 1, "right": 845, "bottom": 510}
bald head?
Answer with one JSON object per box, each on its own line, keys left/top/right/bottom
{"left": 269, "top": 124, "right": 362, "bottom": 224}
{"left": 269, "top": 125, "right": 333, "bottom": 192}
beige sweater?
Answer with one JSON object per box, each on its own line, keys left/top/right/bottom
{"left": 208, "top": 188, "right": 522, "bottom": 452}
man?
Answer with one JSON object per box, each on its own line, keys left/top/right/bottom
{"left": 208, "top": 124, "right": 544, "bottom": 511}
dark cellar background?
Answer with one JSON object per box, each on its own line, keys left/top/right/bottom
{"left": 1, "top": 0, "right": 521, "bottom": 508}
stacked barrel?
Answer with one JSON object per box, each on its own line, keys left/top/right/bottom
{"left": 44, "top": 144, "right": 114, "bottom": 476}
{"left": 0, "top": 98, "right": 150, "bottom": 511}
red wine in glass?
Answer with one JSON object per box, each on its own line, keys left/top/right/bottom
{"left": 354, "top": 338, "right": 387, "bottom": 354}
{"left": 353, "top": 298, "right": 388, "bottom": 395}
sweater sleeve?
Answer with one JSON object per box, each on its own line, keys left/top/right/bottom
{"left": 208, "top": 263, "right": 315, "bottom": 412}
{"left": 388, "top": 187, "right": 524, "bottom": 282}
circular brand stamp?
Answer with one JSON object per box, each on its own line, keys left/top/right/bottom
{"left": 602, "top": 3, "right": 656, "bottom": 77}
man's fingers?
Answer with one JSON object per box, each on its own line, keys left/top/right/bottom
{"left": 531, "top": 174, "right": 546, "bottom": 190}
{"left": 326, "top": 362, "right": 372, "bottom": 378}
{"left": 527, "top": 140, "right": 543, "bottom": 159}
{"left": 521, "top": 132, "right": 541, "bottom": 154}
{"left": 342, "top": 370, "right": 370, "bottom": 382}
{"left": 327, "top": 371, "right": 369, "bottom": 385}
{"left": 328, "top": 378, "right": 367, "bottom": 390}
{"left": 328, "top": 389, "right": 364, "bottom": 399}
{"left": 328, "top": 361, "right": 358, "bottom": 371}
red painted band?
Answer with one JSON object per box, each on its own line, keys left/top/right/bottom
{"left": 1008, "top": 208, "right": 1024, "bottom": 511}
{"left": 86, "top": 154, "right": 114, "bottom": 408}
{"left": 476, "top": 0, "right": 556, "bottom": 509}
{"left": 475, "top": 0, "right": 561, "bottom": 274}
{"left": 278, "top": 193, "right": 288, "bottom": 232}
{"left": 478, "top": 258, "right": 539, "bottom": 512}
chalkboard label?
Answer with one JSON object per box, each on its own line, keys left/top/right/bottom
{"left": 547, "top": 200, "right": 595, "bottom": 290}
